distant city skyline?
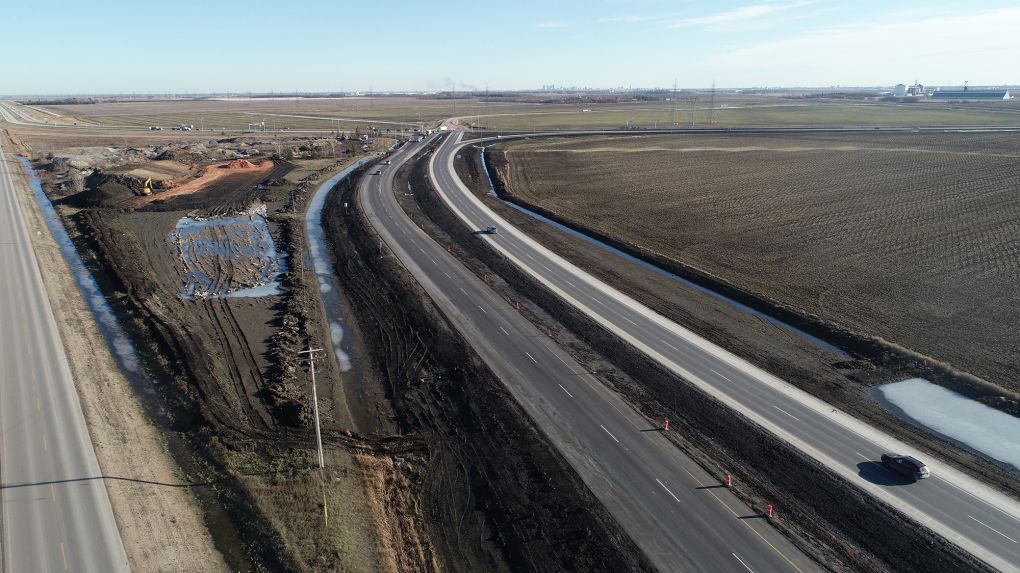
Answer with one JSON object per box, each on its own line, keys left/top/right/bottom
{"left": 2, "top": 0, "right": 1018, "bottom": 95}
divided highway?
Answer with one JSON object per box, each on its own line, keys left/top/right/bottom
{"left": 0, "top": 141, "right": 129, "bottom": 572}
{"left": 360, "top": 137, "right": 822, "bottom": 572}
{"left": 429, "top": 131, "right": 1020, "bottom": 572}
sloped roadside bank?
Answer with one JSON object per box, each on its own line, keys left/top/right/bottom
{"left": 322, "top": 157, "right": 653, "bottom": 571}
{"left": 402, "top": 141, "right": 992, "bottom": 572}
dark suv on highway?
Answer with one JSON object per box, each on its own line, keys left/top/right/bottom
{"left": 881, "top": 453, "right": 930, "bottom": 481}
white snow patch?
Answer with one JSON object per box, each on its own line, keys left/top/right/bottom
{"left": 880, "top": 378, "right": 1020, "bottom": 470}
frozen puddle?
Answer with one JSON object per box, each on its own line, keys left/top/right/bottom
{"left": 878, "top": 378, "right": 1020, "bottom": 470}
{"left": 171, "top": 207, "right": 287, "bottom": 299}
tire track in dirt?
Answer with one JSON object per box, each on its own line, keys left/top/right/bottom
{"left": 202, "top": 299, "right": 274, "bottom": 431}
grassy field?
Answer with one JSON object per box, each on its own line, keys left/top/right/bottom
{"left": 495, "top": 132, "right": 1020, "bottom": 392}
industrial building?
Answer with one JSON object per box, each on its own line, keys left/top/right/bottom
{"left": 893, "top": 83, "right": 925, "bottom": 97}
{"left": 930, "top": 89, "right": 1011, "bottom": 101}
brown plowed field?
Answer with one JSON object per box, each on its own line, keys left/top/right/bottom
{"left": 495, "top": 132, "right": 1020, "bottom": 393}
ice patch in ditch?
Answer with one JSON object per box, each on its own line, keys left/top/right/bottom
{"left": 170, "top": 205, "right": 287, "bottom": 299}
{"left": 878, "top": 378, "right": 1020, "bottom": 470}
{"left": 304, "top": 157, "right": 371, "bottom": 372}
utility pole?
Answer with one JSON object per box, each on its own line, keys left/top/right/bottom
{"left": 709, "top": 81, "right": 716, "bottom": 125}
{"left": 297, "top": 346, "right": 326, "bottom": 468}
{"left": 672, "top": 79, "right": 678, "bottom": 127}
{"left": 297, "top": 344, "right": 330, "bottom": 528}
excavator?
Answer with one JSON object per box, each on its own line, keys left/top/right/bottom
{"left": 142, "top": 177, "right": 153, "bottom": 196}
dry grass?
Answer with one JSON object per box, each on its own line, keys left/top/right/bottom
{"left": 38, "top": 97, "right": 472, "bottom": 132}
{"left": 498, "top": 132, "right": 1020, "bottom": 392}
{"left": 40, "top": 95, "right": 1020, "bottom": 134}
{"left": 237, "top": 449, "right": 379, "bottom": 572}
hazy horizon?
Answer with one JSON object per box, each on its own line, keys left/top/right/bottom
{"left": 2, "top": 0, "right": 1018, "bottom": 95}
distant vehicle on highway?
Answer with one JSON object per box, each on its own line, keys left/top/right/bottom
{"left": 384, "top": 160, "right": 392, "bottom": 165}
{"left": 881, "top": 453, "right": 930, "bottom": 480}
{"left": 373, "top": 170, "right": 382, "bottom": 175}
{"left": 483, "top": 225, "right": 497, "bottom": 234}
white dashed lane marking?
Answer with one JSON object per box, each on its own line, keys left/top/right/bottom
{"left": 710, "top": 369, "right": 731, "bottom": 382}
{"left": 772, "top": 406, "right": 801, "bottom": 422}
{"left": 600, "top": 424, "right": 620, "bottom": 443}
{"left": 968, "top": 515, "right": 1019, "bottom": 543}
{"left": 656, "top": 478, "right": 681, "bottom": 503}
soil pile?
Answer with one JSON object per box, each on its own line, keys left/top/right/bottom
{"left": 62, "top": 171, "right": 135, "bottom": 207}
{"left": 221, "top": 159, "right": 255, "bottom": 170}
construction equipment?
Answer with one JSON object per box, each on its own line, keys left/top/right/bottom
{"left": 142, "top": 177, "right": 153, "bottom": 196}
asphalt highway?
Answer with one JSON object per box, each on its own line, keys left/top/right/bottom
{"left": 358, "top": 137, "right": 823, "bottom": 572}
{"left": 0, "top": 140, "right": 129, "bottom": 572}
{"left": 428, "top": 131, "right": 1020, "bottom": 572}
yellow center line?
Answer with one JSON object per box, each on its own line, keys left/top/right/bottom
{"left": 679, "top": 463, "right": 806, "bottom": 573}
{"left": 60, "top": 542, "right": 68, "bottom": 571}
{"left": 522, "top": 292, "right": 805, "bottom": 571}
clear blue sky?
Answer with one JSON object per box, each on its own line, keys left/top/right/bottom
{"left": 2, "top": 0, "right": 1017, "bottom": 94}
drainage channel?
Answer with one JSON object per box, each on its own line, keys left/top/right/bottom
{"left": 17, "top": 156, "right": 254, "bottom": 572}
{"left": 304, "top": 157, "right": 371, "bottom": 374}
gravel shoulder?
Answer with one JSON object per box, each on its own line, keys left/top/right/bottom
{"left": 7, "top": 144, "right": 228, "bottom": 572}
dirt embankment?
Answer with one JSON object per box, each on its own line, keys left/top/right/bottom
{"left": 137, "top": 159, "right": 285, "bottom": 214}
{"left": 321, "top": 160, "right": 653, "bottom": 572}
{"left": 59, "top": 157, "right": 293, "bottom": 216}
{"left": 400, "top": 139, "right": 993, "bottom": 573}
